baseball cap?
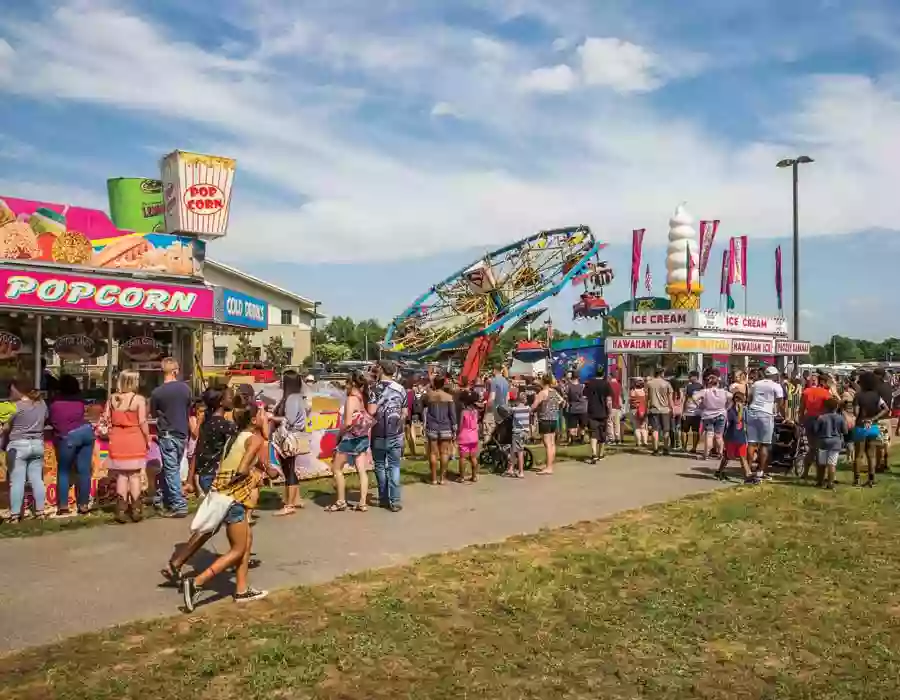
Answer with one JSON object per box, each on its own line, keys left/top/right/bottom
{"left": 305, "top": 374, "right": 315, "bottom": 383}
{"left": 765, "top": 366, "right": 779, "bottom": 376}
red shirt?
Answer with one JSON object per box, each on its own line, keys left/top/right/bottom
{"left": 801, "top": 386, "right": 830, "bottom": 419}
{"left": 609, "top": 378, "right": 622, "bottom": 409}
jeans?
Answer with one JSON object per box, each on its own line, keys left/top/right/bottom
{"left": 372, "top": 434, "right": 403, "bottom": 507}
{"left": 55, "top": 423, "right": 95, "bottom": 510}
{"left": 745, "top": 409, "right": 775, "bottom": 445}
{"left": 7, "top": 438, "right": 45, "bottom": 515}
{"left": 155, "top": 433, "right": 188, "bottom": 513}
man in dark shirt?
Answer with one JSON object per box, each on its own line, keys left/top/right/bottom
{"left": 872, "top": 368, "right": 893, "bottom": 471}
{"left": 150, "top": 357, "right": 192, "bottom": 516}
{"left": 584, "top": 367, "right": 612, "bottom": 464}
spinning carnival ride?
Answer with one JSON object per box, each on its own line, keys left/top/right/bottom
{"left": 382, "top": 226, "right": 610, "bottom": 383}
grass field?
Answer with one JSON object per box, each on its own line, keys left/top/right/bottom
{"left": 0, "top": 440, "right": 598, "bottom": 539}
{"left": 3, "top": 458, "right": 900, "bottom": 699}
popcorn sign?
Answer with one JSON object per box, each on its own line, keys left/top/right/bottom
{"left": 161, "top": 151, "right": 236, "bottom": 239}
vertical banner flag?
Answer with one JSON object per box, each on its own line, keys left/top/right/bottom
{"left": 631, "top": 228, "right": 645, "bottom": 298}
{"left": 728, "top": 236, "right": 748, "bottom": 287}
{"left": 721, "top": 247, "right": 736, "bottom": 310}
{"left": 644, "top": 263, "right": 652, "bottom": 295}
{"left": 686, "top": 242, "right": 694, "bottom": 293}
{"left": 698, "top": 219, "right": 719, "bottom": 274}
{"left": 775, "top": 245, "right": 783, "bottom": 314}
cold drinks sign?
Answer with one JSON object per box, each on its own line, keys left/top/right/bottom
{"left": 624, "top": 310, "right": 788, "bottom": 336}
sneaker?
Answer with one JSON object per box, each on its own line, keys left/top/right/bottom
{"left": 182, "top": 577, "right": 199, "bottom": 613}
{"left": 743, "top": 476, "right": 760, "bottom": 485}
{"left": 714, "top": 470, "right": 727, "bottom": 481}
{"left": 234, "top": 587, "right": 268, "bottom": 604}
{"left": 825, "top": 483, "right": 835, "bottom": 490}
{"left": 165, "top": 510, "right": 189, "bottom": 519}
{"left": 589, "top": 457, "right": 597, "bottom": 465}
{"left": 762, "top": 474, "right": 774, "bottom": 482}
{"left": 389, "top": 504, "right": 403, "bottom": 512}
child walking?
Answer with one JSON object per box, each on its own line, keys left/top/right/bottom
{"left": 506, "top": 394, "right": 531, "bottom": 478}
{"left": 716, "top": 392, "right": 756, "bottom": 484}
{"left": 815, "top": 398, "right": 847, "bottom": 490}
{"left": 457, "top": 391, "right": 480, "bottom": 482}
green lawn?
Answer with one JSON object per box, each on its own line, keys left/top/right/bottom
{"left": 4, "top": 456, "right": 900, "bottom": 698}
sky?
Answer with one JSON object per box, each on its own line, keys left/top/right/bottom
{"left": 2, "top": 0, "right": 900, "bottom": 343}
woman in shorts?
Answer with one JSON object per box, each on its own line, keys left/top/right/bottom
{"left": 326, "top": 371, "right": 373, "bottom": 511}
{"left": 695, "top": 373, "right": 731, "bottom": 461}
{"left": 424, "top": 375, "right": 457, "bottom": 485}
{"left": 532, "top": 375, "right": 562, "bottom": 475}
{"left": 852, "top": 372, "right": 888, "bottom": 487}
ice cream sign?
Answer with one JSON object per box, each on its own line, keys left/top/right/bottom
{"left": 161, "top": 151, "right": 236, "bottom": 239}
{"left": 624, "top": 310, "right": 788, "bottom": 336}
{"left": 0, "top": 268, "right": 215, "bottom": 320}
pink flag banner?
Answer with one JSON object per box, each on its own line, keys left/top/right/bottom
{"left": 720, "top": 249, "right": 729, "bottom": 295}
{"left": 728, "top": 236, "right": 748, "bottom": 287}
{"left": 698, "top": 219, "right": 719, "bottom": 275}
{"left": 631, "top": 228, "right": 645, "bottom": 299}
{"left": 775, "top": 245, "right": 783, "bottom": 314}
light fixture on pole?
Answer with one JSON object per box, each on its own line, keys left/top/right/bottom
{"left": 776, "top": 155, "right": 814, "bottom": 340}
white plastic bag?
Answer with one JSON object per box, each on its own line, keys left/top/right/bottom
{"left": 190, "top": 491, "right": 234, "bottom": 534}
{"left": 180, "top": 451, "right": 190, "bottom": 483}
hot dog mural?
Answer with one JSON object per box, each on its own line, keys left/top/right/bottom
{"left": 0, "top": 196, "right": 203, "bottom": 276}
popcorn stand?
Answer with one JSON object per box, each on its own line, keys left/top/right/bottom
{"left": 0, "top": 150, "right": 239, "bottom": 514}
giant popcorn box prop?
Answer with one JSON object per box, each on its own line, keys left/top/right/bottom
{"left": 161, "top": 151, "right": 236, "bottom": 239}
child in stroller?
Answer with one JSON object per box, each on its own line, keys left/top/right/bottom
{"left": 479, "top": 403, "right": 534, "bottom": 474}
{"left": 769, "top": 415, "right": 806, "bottom": 476}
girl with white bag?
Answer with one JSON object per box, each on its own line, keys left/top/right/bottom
{"left": 184, "top": 399, "right": 278, "bottom": 610}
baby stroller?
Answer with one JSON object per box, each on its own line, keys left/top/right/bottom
{"left": 769, "top": 416, "right": 804, "bottom": 476}
{"left": 479, "top": 407, "right": 534, "bottom": 473}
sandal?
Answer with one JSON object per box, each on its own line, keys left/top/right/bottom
{"left": 354, "top": 504, "right": 368, "bottom": 512}
{"left": 161, "top": 562, "right": 182, "bottom": 586}
{"left": 325, "top": 501, "right": 348, "bottom": 512}
{"left": 273, "top": 505, "right": 297, "bottom": 517}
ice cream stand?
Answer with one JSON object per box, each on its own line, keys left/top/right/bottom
{"left": 603, "top": 204, "right": 811, "bottom": 380}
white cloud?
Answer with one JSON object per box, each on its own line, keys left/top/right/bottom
{"left": 577, "top": 37, "right": 661, "bottom": 92}
{"left": 551, "top": 37, "right": 570, "bottom": 52}
{"left": 517, "top": 64, "right": 577, "bottom": 93}
{"left": 431, "top": 101, "right": 463, "bottom": 118}
{"left": 0, "top": 0, "right": 899, "bottom": 270}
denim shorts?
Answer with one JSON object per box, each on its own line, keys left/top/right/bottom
{"left": 337, "top": 434, "right": 370, "bottom": 458}
{"left": 426, "top": 430, "right": 454, "bottom": 442}
{"left": 702, "top": 415, "right": 726, "bottom": 435}
{"left": 223, "top": 501, "right": 246, "bottom": 526}
{"left": 745, "top": 409, "right": 775, "bottom": 444}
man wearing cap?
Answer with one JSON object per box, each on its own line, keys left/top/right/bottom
{"left": 368, "top": 360, "right": 407, "bottom": 512}
{"left": 746, "top": 366, "right": 785, "bottom": 480}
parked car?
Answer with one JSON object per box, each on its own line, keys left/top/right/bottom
{"left": 225, "top": 361, "right": 277, "bottom": 384}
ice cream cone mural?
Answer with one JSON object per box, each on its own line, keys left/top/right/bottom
{"left": 665, "top": 203, "right": 702, "bottom": 309}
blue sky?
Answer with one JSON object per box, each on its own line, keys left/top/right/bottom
{"left": 2, "top": 0, "right": 900, "bottom": 343}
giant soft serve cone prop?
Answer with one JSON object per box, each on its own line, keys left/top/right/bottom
{"left": 665, "top": 203, "right": 702, "bottom": 309}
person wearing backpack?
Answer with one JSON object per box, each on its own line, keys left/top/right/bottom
{"left": 368, "top": 360, "right": 407, "bottom": 512}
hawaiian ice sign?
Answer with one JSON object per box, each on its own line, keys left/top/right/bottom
{"left": 161, "top": 151, "right": 236, "bottom": 239}
{"left": 0, "top": 268, "right": 215, "bottom": 320}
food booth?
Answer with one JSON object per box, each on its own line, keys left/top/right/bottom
{"left": 604, "top": 308, "right": 811, "bottom": 381}
{"left": 0, "top": 150, "right": 243, "bottom": 514}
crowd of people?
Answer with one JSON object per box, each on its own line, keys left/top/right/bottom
{"left": 2, "top": 354, "right": 897, "bottom": 610}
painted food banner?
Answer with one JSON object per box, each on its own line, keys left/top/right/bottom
{"left": 0, "top": 196, "right": 202, "bottom": 275}
{"left": 261, "top": 382, "right": 370, "bottom": 480}
{"left": 551, "top": 338, "right": 606, "bottom": 382}
{"left": 0, "top": 267, "right": 215, "bottom": 321}
{"left": 107, "top": 178, "right": 165, "bottom": 233}
{"left": 161, "top": 151, "right": 236, "bottom": 238}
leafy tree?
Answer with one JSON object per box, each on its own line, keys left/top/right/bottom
{"left": 263, "top": 336, "right": 291, "bottom": 374}
{"left": 231, "top": 333, "right": 256, "bottom": 364}
{"left": 317, "top": 342, "right": 352, "bottom": 364}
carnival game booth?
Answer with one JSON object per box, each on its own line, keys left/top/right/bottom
{"left": 605, "top": 309, "right": 811, "bottom": 381}
{"left": 0, "top": 195, "right": 217, "bottom": 514}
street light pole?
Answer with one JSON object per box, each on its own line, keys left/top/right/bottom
{"left": 776, "top": 156, "right": 814, "bottom": 341}
{"left": 311, "top": 300, "right": 320, "bottom": 365}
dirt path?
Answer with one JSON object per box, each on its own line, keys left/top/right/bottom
{"left": 0, "top": 454, "right": 725, "bottom": 652}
